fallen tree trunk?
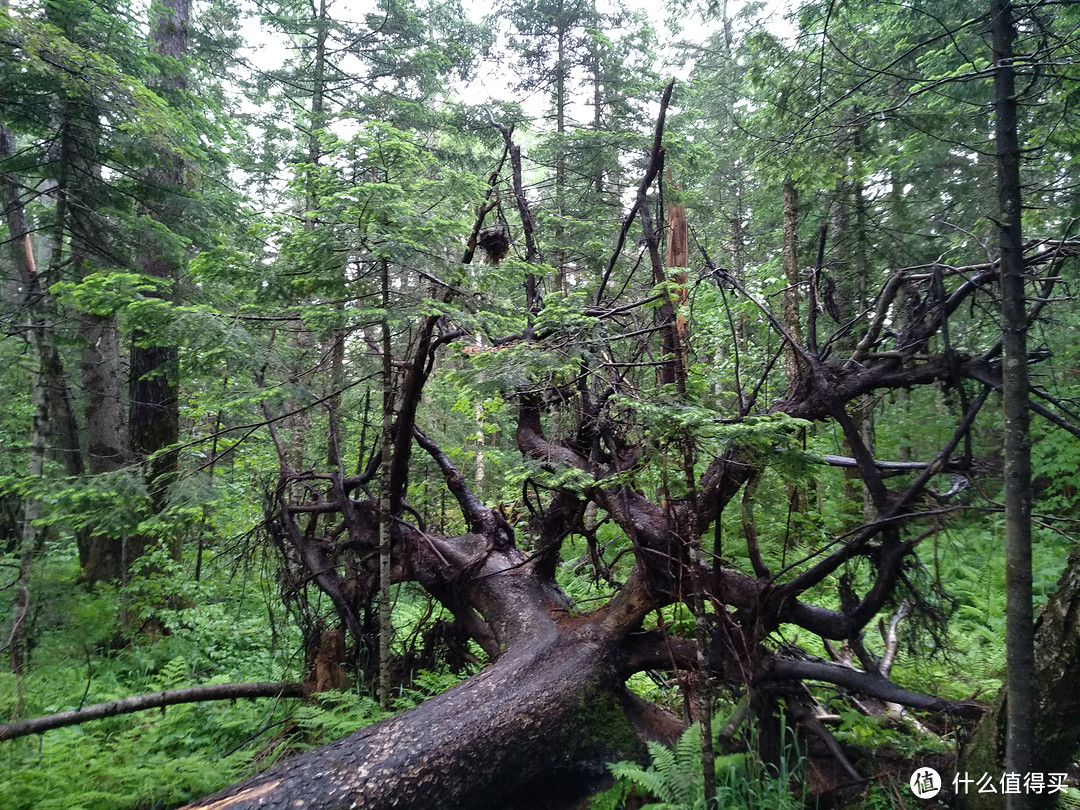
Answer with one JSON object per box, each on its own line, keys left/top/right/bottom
{"left": 0, "top": 682, "right": 303, "bottom": 741}
{"left": 183, "top": 621, "right": 680, "bottom": 810}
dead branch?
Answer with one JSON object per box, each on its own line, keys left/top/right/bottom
{"left": 765, "top": 656, "right": 983, "bottom": 718}
{"left": 0, "top": 682, "right": 303, "bottom": 742}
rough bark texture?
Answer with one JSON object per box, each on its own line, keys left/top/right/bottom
{"left": 80, "top": 305, "right": 129, "bottom": 580}
{"left": 54, "top": 78, "right": 129, "bottom": 582}
{"left": 184, "top": 550, "right": 676, "bottom": 810}
{"left": 129, "top": 0, "right": 187, "bottom": 558}
{"left": 961, "top": 546, "right": 1080, "bottom": 810}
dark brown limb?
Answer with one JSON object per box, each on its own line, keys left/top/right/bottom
{"left": 764, "top": 656, "right": 983, "bottom": 718}
{"left": 594, "top": 80, "right": 675, "bottom": 306}
{"left": 0, "top": 682, "right": 302, "bottom": 741}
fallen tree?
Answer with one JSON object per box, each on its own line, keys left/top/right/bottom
{"left": 184, "top": 86, "right": 1080, "bottom": 809}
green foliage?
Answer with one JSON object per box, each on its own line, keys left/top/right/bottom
{"left": 596, "top": 720, "right": 805, "bottom": 810}
{"left": 1, "top": 0, "right": 1079, "bottom": 803}
{"left": 0, "top": 552, "right": 305, "bottom": 809}
{"left": 392, "top": 669, "right": 470, "bottom": 710}
{"left": 0, "top": 469, "right": 150, "bottom": 539}
{"left": 832, "top": 708, "right": 950, "bottom": 758}
{"left": 288, "top": 691, "right": 389, "bottom": 744}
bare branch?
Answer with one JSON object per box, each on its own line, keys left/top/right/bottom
{"left": 765, "top": 656, "right": 983, "bottom": 718}
{"left": 0, "top": 683, "right": 302, "bottom": 742}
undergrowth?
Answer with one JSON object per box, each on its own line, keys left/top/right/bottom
{"left": 592, "top": 720, "right": 805, "bottom": 810}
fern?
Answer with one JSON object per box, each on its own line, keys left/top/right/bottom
{"left": 608, "top": 726, "right": 708, "bottom": 809}
{"left": 600, "top": 719, "right": 804, "bottom": 810}
{"left": 155, "top": 655, "right": 189, "bottom": 689}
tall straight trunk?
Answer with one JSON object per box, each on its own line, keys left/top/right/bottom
{"left": 992, "top": 2, "right": 1035, "bottom": 805}
{"left": 47, "top": 343, "right": 83, "bottom": 478}
{"left": 129, "top": 0, "right": 188, "bottom": 555}
{"left": 61, "top": 104, "right": 128, "bottom": 583}
{"left": 727, "top": 180, "right": 748, "bottom": 410}
{"left": 780, "top": 177, "right": 808, "bottom": 523}
{"left": 853, "top": 156, "right": 874, "bottom": 522}
{"left": 591, "top": 48, "right": 603, "bottom": 197}
{"left": 838, "top": 162, "right": 876, "bottom": 523}
{"left": 552, "top": 5, "right": 568, "bottom": 293}
{"left": 316, "top": 0, "right": 345, "bottom": 469}
{"left": 37, "top": 0, "right": 126, "bottom": 585}
{"left": 287, "top": 0, "right": 329, "bottom": 495}
{"left": 781, "top": 177, "right": 803, "bottom": 391}
{"left": 474, "top": 377, "right": 485, "bottom": 491}
{"left": 325, "top": 324, "right": 346, "bottom": 466}
{"left": 378, "top": 258, "right": 394, "bottom": 711}
{"left": 8, "top": 163, "right": 82, "bottom": 488}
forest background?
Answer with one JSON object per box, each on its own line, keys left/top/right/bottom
{"left": 2, "top": 0, "right": 1080, "bottom": 807}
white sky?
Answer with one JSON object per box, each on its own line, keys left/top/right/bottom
{"left": 237, "top": 0, "right": 793, "bottom": 113}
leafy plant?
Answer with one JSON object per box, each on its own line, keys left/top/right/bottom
{"left": 595, "top": 719, "right": 805, "bottom": 810}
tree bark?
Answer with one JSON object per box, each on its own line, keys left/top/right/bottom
{"left": 781, "top": 176, "right": 803, "bottom": 391}
{"left": 992, "top": 3, "right": 1035, "bottom": 806}
{"left": 61, "top": 98, "right": 129, "bottom": 583}
{"left": 379, "top": 258, "right": 394, "bottom": 712}
{"left": 962, "top": 547, "right": 1080, "bottom": 809}
{"left": 128, "top": 0, "right": 187, "bottom": 537}
{"left": 0, "top": 682, "right": 302, "bottom": 742}
{"left": 183, "top": 547, "right": 680, "bottom": 810}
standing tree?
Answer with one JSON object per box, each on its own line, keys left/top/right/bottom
{"left": 992, "top": 2, "right": 1036, "bottom": 804}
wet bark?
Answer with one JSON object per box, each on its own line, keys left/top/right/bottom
{"left": 184, "top": 546, "right": 679, "bottom": 810}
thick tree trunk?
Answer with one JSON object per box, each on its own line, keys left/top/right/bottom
{"left": 2, "top": 110, "right": 85, "bottom": 663}
{"left": 53, "top": 89, "right": 129, "bottom": 582}
{"left": 961, "top": 547, "right": 1080, "bottom": 810}
{"left": 80, "top": 307, "right": 129, "bottom": 582}
{"left": 128, "top": 0, "right": 187, "bottom": 569}
{"left": 185, "top": 557, "right": 678, "bottom": 810}
{"left": 184, "top": 644, "right": 633, "bottom": 810}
